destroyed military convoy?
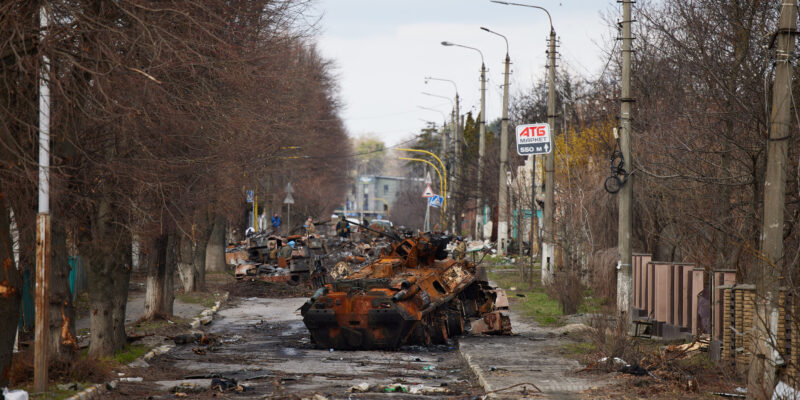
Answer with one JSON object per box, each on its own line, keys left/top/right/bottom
{"left": 226, "top": 219, "right": 511, "bottom": 350}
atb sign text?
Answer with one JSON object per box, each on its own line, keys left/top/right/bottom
{"left": 515, "top": 123, "right": 552, "bottom": 156}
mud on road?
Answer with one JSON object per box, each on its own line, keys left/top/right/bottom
{"left": 110, "top": 296, "right": 485, "bottom": 399}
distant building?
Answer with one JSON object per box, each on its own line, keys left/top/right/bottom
{"left": 335, "top": 175, "right": 421, "bottom": 220}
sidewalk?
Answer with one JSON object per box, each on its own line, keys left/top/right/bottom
{"left": 76, "top": 292, "right": 205, "bottom": 333}
{"left": 460, "top": 307, "right": 605, "bottom": 399}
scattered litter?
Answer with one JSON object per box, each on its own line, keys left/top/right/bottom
{"left": 210, "top": 377, "right": 239, "bottom": 392}
{"left": 119, "top": 377, "right": 143, "bottom": 382}
{"left": 56, "top": 382, "right": 83, "bottom": 391}
{"left": 599, "top": 356, "right": 629, "bottom": 367}
{"left": 408, "top": 384, "right": 451, "bottom": 394}
{"left": 380, "top": 384, "right": 408, "bottom": 393}
{"left": 712, "top": 392, "right": 745, "bottom": 398}
{"left": 221, "top": 335, "right": 243, "bottom": 344}
{"left": 423, "top": 365, "right": 436, "bottom": 370}
{"left": 348, "top": 382, "right": 370, "bottom": 392}
{"left": 106, "top": 380, "right": 118, "bottom": 390}
{"left": 515, "top": 293, "right": 526, "bottom": 298}
{"left": 329, "top": 348, "right": 334, "bottom": 352}
{"left": 736, "top": 387, "right": 746, "bottom": 393}
{"left": 3, "top": 387, "right": 29, "bottom": 400}
{"left": 620, "top": 364, "right": 648, "bottom": 376}
{"left": 509, "top": 286, "right": 517, "bottom": 291}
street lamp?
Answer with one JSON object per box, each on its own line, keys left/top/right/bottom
{"left": 490, "top": 0, "right": 557, "bottom": 282}
{"left": 481, "top": 26, "right": 511, "bottom": 255}
{"left": 441, "top": 40, "right": 488, "bottom": 240}
{"left": 425, "top": 76, "right": 461, "bottom": 233}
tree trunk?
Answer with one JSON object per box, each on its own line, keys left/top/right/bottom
{"left": 176, "top": 233, "right": 196, "bottom": 292}
{"left": 83, "top": 192, "right": 132, "bottom": 358}
{"left": 0, "top": 199, "right": 22, "bottom": 387}
{"left": 143, "top": 234, "right": 168, "bottom": 320}
{"left": 86, "top": 252, "right": 130, "bottom": 358}
{"left": 205, "top": 215, "right": 226, "bottom": 273}
{"left": 163, "top": 232, "right": 176, "bottom": 316}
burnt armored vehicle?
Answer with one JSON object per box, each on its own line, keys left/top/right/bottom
{"left": 300, "top": 232, "right": 509, "bottom": 349}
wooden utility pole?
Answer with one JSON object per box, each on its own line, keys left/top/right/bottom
{"left": 617, "top": 0, "right": 633, "bottom": 326}
{"left": 35, "top": 4, "right": 51, "bottom": 393}
{"left": 542, "top": 27, "right": 556, "bottom": 282}
{"left": 748, "top": 2, "right": 797, "bottom": 398}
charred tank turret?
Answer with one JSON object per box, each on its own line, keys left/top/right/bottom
{"left": 300, "top": 233, "right": 507, "bottom": 350}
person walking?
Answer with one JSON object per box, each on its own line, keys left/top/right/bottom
{"left": 304, "top": 217, "right": 316, "bottom": 236}
{"left": 335, "top": 215, "right": 350, "bottom": 239}
{"left": 271, "top": 212, "right": 281, "bottom": 234}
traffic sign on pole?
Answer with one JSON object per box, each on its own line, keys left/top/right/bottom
{"left": 283, "top": 192, "right": 294, "bottom": 204}
{"left": 424, "top": 172, "right": 433, "bottom": 185}
{"left": 285, "top": 182, "right": 294, "bottom": 193}
{"left": 246, "top": 190, "right": 254, "bottom": 203}
{"left": 515, "top": 123, "right": 552, "bottom": 156}
{"left": 429, "top": 195, "right": 443, "bottom": 208}
{"left": 422, "top": 185, "right": 434, "bottom": 198}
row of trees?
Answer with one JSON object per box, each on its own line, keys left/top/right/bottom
{"left": 399, "top": 0, "right": 797, "bottom": 293}
{"left": 0, "top": 0, "right": 349, "bottom": 386}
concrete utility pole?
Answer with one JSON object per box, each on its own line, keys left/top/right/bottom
{"left": 35, "top": 4, "right": 51, "bottom": 393}
{"left": 482, "top": 27, "right": 510, "bottom": 255}
{"left": 617, "top": 0, "right": 634, "bottom": 325}
{"left": 478, "top": 62, "right": 486, "bottom": 240}
{"left": 748, "top": 2, "right": 797, "bottom": 398}
{"left": 542, "top": 22, "right": 557, "bottom": 283}
{"left": 441, "top": 40, "right": 487, "bottom": 239}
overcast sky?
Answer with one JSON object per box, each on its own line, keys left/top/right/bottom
{"left": 311, "top": 0, "right": 619, "bottom": 146}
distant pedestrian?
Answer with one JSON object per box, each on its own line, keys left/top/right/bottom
{"left": 336, "top": 215, "right": 350, "bottom": 239}
{"left": 304, "top": 217, "right": 316, "bottom": 236}
{"left": 271, "top": 212, "right": 281, "bottom": 234}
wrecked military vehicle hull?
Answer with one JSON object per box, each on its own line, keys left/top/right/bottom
{"left": 300, "top": 234, "right": 509, "bottom": 350}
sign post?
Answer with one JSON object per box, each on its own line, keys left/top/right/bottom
{"left": 515, "top": 123, "right": 552, "bottom": 156}
{"left": 284, "top": 182, "right": 294, "bottom": 235}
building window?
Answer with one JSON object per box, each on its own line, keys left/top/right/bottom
{"left": 383, "top": 184, "right": 389, "bottom": 194}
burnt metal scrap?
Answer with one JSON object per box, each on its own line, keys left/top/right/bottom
{"left": 300, "top": 233, "right": 511, "bottom": 350}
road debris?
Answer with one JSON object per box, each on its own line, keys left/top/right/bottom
{"left": 301, "top": 231, "right": 511, "bottom": 349}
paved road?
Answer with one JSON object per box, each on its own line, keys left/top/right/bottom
{"left": 460, "top": 306, "right": 606, "bottom": 399}
{"left": 111, "top": 296, "right": 485, "bottom": 399}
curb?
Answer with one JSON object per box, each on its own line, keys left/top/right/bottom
{"left": 459, "top": 345, "right": 495, "bottom": 398}
{"left": 65, "top": 292, "right": 229, "bottom": 400}
{"left": 64, "top": 384, "right": 103, "bottom": 400}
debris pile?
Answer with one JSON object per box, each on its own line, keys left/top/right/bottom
{"left": 301, "top": 232, "right": 512, "bottom": 350}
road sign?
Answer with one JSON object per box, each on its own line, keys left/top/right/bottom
{"left": 428, "top": 195, "right": 443, "bottom": 208}
{"left": 283, "top": 192, "right": 294, "bottom": 204}
{"left": 285, "top": 182, "right": 294, "bottom": 193}
{"left": 424, "top": 171, "right": 432, "bottom": 185}
{"left": 515, "top": 123, "right": 552, "bottom": 156}
{"left": 422, "top": 185, "right": 434, "bottom": 198}
{"left": 246, "top": 190, "right": 254, "bottom": 203}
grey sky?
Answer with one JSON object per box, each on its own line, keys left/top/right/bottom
{"left": 312, "top": 1, "right": 618, "bottom": 145}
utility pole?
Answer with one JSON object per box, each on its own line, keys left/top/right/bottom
{"left": 617, "top": 0, "right": 634, "bottom": 326}
{"left": 477, "top": 62, "right": 486, "bottom": 240}
{"left": 34, "top": 4, "right": 51, "bottom": 393}
{"left": 748, "top": 2, "right": 797, "bottom": 398}
{"left": 542, "top": 27, "right": 557, "bottom": 282}
{"left": 497, "top": 52, "right": 510, "bottom": 255}
{"left": 453, "top": 94, "right": 461, "bottom": 234}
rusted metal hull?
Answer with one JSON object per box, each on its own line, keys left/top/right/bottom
{"left": 301, "top": 235, "right": 509, "bottom": 350}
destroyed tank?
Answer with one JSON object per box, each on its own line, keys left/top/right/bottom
{"left": 300, "top": 232, "right": 508, "bottom": 350}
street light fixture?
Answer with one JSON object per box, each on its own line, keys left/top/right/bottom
{"left": 441, "top": 39, "right": 488, "bottom": 240}
{"left": 481, "top": 26, "right": 512, "bottom": 255}
{"left": 490, "top": 0, "right": 557, "bottom": 281}
{"left": 425, "top": 76, "right": 461, "bottom": 233}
